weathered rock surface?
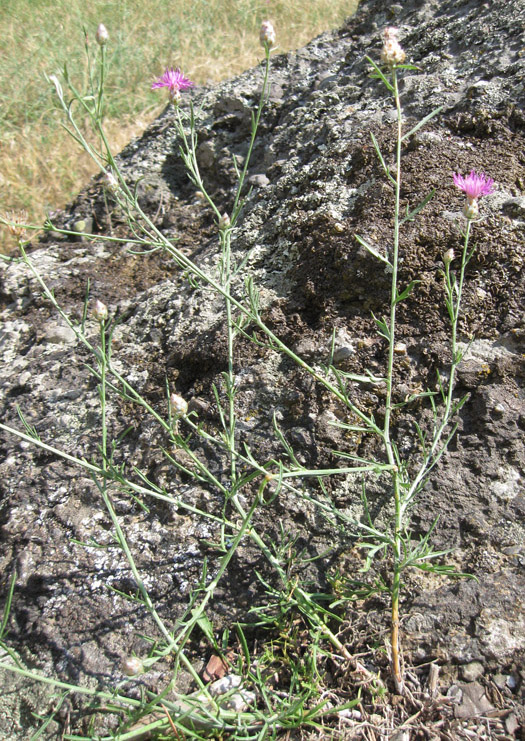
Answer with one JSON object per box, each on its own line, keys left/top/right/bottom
{"left": 1, "top": 0, "right": 524, "bottom": 736}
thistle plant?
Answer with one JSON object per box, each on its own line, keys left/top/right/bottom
{"left": 350, "top": 29, "right": 493, "bottom": 692}
{"left": 0, "top": 15, "right": 496, "bottom": 738}
{"left": 0, "top": 20, "right": 362, "bottom": 736}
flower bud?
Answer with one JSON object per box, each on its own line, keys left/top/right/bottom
{"left": 104, "top": 169, "right": 119, "bottom": 194}
{"left": 96, "top": 23, "right": 109, "bottom": 46}
{"left": 260, "top": 20, "right": 276, "bottom": 48}
{"left": 92, "top": 299, "right": 108, "bottom": 323}
{"left": 170, "top": 393, "right": 188, "bottom": 418}
{"left": 443, "top": 248, "right": 455, "bottom": 265}
{"left": 121, "top": 656, "right": 143, "bottom": 676}
{"left": 219, "top": 213, "right": 231, "bottom": 230}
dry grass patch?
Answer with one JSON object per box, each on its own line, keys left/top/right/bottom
{"left": 0, "top": 0, "right": 358, "bottom": 252}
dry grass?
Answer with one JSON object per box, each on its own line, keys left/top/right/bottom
{"left": 0, "top": 0, "right": 359, "bottom": 252}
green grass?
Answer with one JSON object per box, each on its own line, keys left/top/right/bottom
{"left": 0, "top": 0, "right": 359, "bottom": 251}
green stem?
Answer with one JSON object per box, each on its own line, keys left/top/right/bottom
{"left": 221, "top": 47, "right": 271, "bottom": 487}
{"left": 96, "top": 321, "right": 176, "bottom": 648}
{"left": 400, "top": 220, "right": 472, "bottom": 518}
{"left": 96, "top": 44, "right": 106, "bottom": 122}
{"left": 222, "top": 227, "right": 237, "bottom": 487}
{"left": 231, "top": 45, "right": 271, "bottom": 223}
{"left": 383, "top": 68, "right": 404, "bottom": 694}
{"left": 99, "top": 320, "right": 108, "bottom": 472}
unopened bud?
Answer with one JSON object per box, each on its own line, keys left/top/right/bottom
{"left": 121, "top": 656, "right": 143, "bottom": 676}
{"left": 219, "top": 213, "right": 231, "bottom": 230}
{"left": 96, "top": 23, "right": 109, "bottom": 46}
{"left": 92, "top": 299, "right": 108, "bottom": 323}
{"left": 260, "top": 20, "right": 276, "bottom": 48}
{"left": 463, "top": 200, "right": 479, "bottom": 220}
{"left": 104, "top": 169, "right": 119, "bottom": 194}
{"left": 443, "top": 248, "right": 455, "bottom": 265}
{"left": 170, "top": 393, "right": 188, "bottom": 418}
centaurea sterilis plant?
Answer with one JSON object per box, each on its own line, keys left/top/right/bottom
{"left": 152, "top": 67, "right": 193, "bottom": 104}
{"left": 453, "top": 169, "right": 494, "bottom": 219}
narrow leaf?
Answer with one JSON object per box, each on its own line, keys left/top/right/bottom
{"left": 370, "top": 132, "right": 396, "bottom": 184}
{"left": 401, "top": 106, "right": 443, "bottom": 141}
{"left": 329, "top": 367, "right": 386, "bottom": 385}
{"left": 195, "top": 612, "right": 215, "bottom": 643}
{"left": 356, "top": 234, "right": 391, "bottom": 267}
{"left": 392, "top": 63, "right": 421, "bottom": 72}
{"left": 372, "top": 312, "right": 390, "bottom": 341}
{"left": 401, "top": 189, "right": 436, "bottom": 223}
{"left": 394, "top": 279, "right": 421, "bottom": 304}
{"left": 365, "top": 56, "right": 394, "bottom": 92}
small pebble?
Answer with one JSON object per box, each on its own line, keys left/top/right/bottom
{"left": 208, "top": 674, "right": 255, "bottom": 712}
{"left": 492, "top": 673, "right": 510, "bottom": 689}
{"left": 333, "top": 346, "right": 354, "bottom": 363}
{"left": 44, "top": 323, "right": 77, "bottom": 345}
{"left": 209, "top": 674, "right": 242, "bottom": 696}
{"left": 460, "top": 661, "right": 484, "bottom": 682}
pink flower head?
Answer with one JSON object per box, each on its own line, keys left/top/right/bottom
{"left": 151, "top": 67, "right": 193, "bottom": 103}
{"left": 453, "top": 170, "right": 494, "bottom": 202}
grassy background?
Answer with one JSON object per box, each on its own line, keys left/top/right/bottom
{"left": 0, "top": 0, "right": 359, "bottom": 252}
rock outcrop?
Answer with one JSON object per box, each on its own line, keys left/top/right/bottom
{"left": 1, "top": 0, "right": 524, "bottom": 736}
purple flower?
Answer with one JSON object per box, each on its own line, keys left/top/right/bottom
{"left": 453, "top": 170, "right": 494, "bottom": 202}
{"left": 151, "top": 68, "right": 193, "bottom": 103}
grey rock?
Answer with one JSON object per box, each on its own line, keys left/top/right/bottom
{"left": 248, "top": 173, "right": 270, "bottom": 188}
{"left": 453, "top": 682, "right": 495, "bottom": 720}
{"left": 43, "top": 323, "right": 77, "bottom": 345}
{"left": 460, "top": 661, "right": 485, "bottom": 682}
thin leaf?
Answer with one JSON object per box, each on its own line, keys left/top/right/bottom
{"left": 414, "top": 421, "right": 428, "bottom": 456}
{"left": 0, "top": 569, "right": 17, "bottom": 641}
{"left": 365, "top": 55, "right": 394, "bottom": 92}
{"left": 394, "top": 279, "right": 421, "bottom": 305}
{"left": 356, "top": 234, "right": 392, "bottom": 266}
{"left": 401, "top": 189, "right": 436, "bottom": 223}
{"left": 370, "top": 132, "right": 396, "bottom": 184}
{"left": 194, "top": 612, "right": 215, "bottom": 643}
{"left": 327, "top": 420, "right": 374, "bottom": 433}
{"left": 393, "top": 389, "right": 435, "bottom": 409}
{"left": 328, "top": 366, "right": 386, "bottom": 385}
{"left": 372, "top": 312, "right": 391, "bottom": 341}
{"left": 401, "top": 105, "right": 443, "bottom": 141}
{"left": 16, "top": 406, "right": 41, "bottom": 442}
